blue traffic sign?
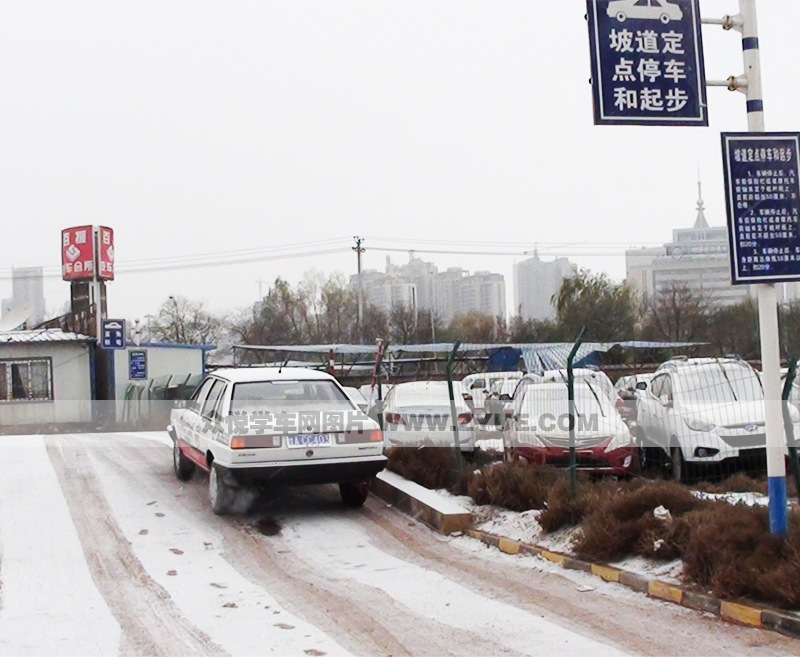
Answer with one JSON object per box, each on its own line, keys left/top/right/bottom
{"left": 101, "top": 319, "right": 126, "bottom": 350}
{"left": 129, "top": 350, "right": 148, "bottom": 380}
{"left": 722, "top": 133, "right": 800, "bottom": 284}
{"left": 586, "top": 0, "right": 707, "bottom": 126}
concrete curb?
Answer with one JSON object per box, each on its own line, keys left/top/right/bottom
{"left": 369, "top": 473, "right": 473, "bottom": 535}
{"left": 466, "top": 529, "right": 800, "bottom": 641}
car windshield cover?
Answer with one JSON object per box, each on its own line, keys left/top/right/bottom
{"left": 230, "top": 380, "right": 354, "bottom": 413}
{"left": 678, "top": 366, "right": 764, "bottom": 403}
{"left": 523, "top": 385, "right": 612, "bottom": 419}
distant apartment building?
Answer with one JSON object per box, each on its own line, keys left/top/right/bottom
{"left": 1, "top": 266, "right": 46, "bottom": 329}
{"left": 353, "top": 254, "right": 506, "bottom": 323}
{"left": 513, "top": 251, "right": 577, "bottom": 321}
{"left": 623, "top": 181, "right": 781, "bottom": 308}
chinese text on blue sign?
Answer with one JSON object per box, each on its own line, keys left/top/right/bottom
{"left": 129, "top": 350, "right": 147, "bottom": 380}
{"left": 586, "top": 0, "right": 707, "bottom": 126}
{"left": 722, "top": 133, "right": 800, "bottom": 284}
{"left": 101, "top": 319, "right": 126, "bottom": 350}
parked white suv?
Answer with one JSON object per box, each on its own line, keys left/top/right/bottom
{"left": 168, "top": 368, "right": 386, "bottom": 514}
{"left": 636, "top": 357, "right": 771, "bottom": 482}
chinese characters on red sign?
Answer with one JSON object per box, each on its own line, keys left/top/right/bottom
{"left": 61, "top": 225, "right": 115, "bottom": 281}
{"left": 98, "top": 226, "right": 114, "bottom": 280}
{"left": 61, "top": 225, "right": 95, "bottom": 280}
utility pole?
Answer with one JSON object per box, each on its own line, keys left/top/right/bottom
{"left": 256, "top": 277, "right": 264, "bottom": 300}
{"left": 353, "top": 236, "right": 365, "bottom": 341}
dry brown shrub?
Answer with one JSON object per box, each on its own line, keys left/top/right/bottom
{"left": 695, "top": 473, "right": 768, "bottom": 495}
{"left": 572, "top": 480, "right": 708, "bottom": 563}
{"left": 467, "top": 462, "right": 564, "bottom": 512}
{"left": 386, "top": 447, "right": 462, "bottom": 490}
{"left": 681, "top": 504, "right": 800, "bottom": 608}
{"left": 538, "top": 478, "right": 613, "bottom": 533}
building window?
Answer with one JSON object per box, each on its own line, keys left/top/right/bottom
{"left": 0, "top": 358, "right": 53, "bottom": 402}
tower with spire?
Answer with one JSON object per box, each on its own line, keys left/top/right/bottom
{"left": 693, "top": 176, "right": 709, "bottom": 230}
{"left": 625, "top": 174, "right": 752, "bottom": 308}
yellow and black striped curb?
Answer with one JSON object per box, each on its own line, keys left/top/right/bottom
{"left": 467, "top": 529, "right": 800, "bottom": 640}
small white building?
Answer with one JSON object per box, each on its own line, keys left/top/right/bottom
{"left": 0, "top": 329, "right": 95, "bottom": 428}
{"left": 113, "top": 341, "right": 215, "bottom": 426}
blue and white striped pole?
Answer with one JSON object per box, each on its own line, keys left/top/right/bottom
{"left": 739, "top": 0, "right": 788, "bottom": 535}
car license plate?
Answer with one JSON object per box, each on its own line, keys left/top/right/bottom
{"left": 287, "top": 433, "right": 333, "bottom": 449}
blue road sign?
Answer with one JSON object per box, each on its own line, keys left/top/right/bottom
{"left": 101, "top": 319, "right": 126, "bottom": 350}
{"left": 722, "top": 133, "right": 800, "bottom": 285}
{"left": 586, "top": 0, "right": 707, "bottom": 126}
{"left": 129, "top": 350, "right": 148, "bottom": 380}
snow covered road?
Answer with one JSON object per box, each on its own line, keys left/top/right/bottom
{"left": 0, "top": 432, "right": 798, "bottom": 656}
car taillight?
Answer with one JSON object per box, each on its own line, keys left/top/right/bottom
{"left": 457, "top": 412, "right": 473, "bottom": 425}
{"left": 342, "top": 429, "right": 384, "bottom": 443}
{"left": 385, "top": 412, "right": 403, "bottom": 425}
{"left": 231, "top": 435, "right": 282, "bottom": 449}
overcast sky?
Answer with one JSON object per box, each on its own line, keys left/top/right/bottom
{"left": 2, "top": 0, "right": 799, "bottom": 322}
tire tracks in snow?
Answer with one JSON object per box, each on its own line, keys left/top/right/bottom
{"left": 45, "top": 436, "right": 225, "bottom": 657}
{"left": 356, "top": 502, "right": 800, "bottom": 657}
{"left": 96, "top": 438, "right": 501, "bottom": 657}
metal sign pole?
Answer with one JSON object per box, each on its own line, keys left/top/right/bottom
{"left": 739, "top": 0, "right": 788, "bottom": 534}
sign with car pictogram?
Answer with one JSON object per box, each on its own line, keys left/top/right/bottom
{"left": 722, "top": 132, "right": 800, "bottom": 284}
{"left": 586, "top": 0, "right": 708, "bottom": 126}
{"left": 101, "top": 319, "right": 127, "bottom": 349}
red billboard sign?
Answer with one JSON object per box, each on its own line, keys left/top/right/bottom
{"left": 61, "top": 226, "right": 95, "bottom": 281}
{"left": 97, "top": 226, "right": 114, "bottom": 280}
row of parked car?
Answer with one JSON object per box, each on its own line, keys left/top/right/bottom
{"left": 357, "top": 356, "right": 794, "bottom": 483}
{"left": 504, "top": 357, "right": 795, "bottom": 482}
{"left": 167, "top": 356, "right": 795, "bottom": 515}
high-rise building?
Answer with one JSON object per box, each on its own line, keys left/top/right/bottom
{"left": 513, "top": 251, "right": 576, "bottom": 321}
{"left": 459, "top": 271, "right": 506, "bottom": 321}
{"left": 1, "top": 266, "right": 46, "bottom": 329}
{"left": 352, "top": 254, "right": 506, "bottom": 323}
{"left": 625, "top": 180, "right": 764, "bottom": 308}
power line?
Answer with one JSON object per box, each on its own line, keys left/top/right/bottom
{"left": 0, "top": 245, "right": 350, "bottom": 281}
{"left": 366, "top": 246, "right": 637, "bottom": 258}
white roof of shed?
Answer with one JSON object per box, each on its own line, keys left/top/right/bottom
{"left": 0, "top": 329, "right": 95, "bottom": 344}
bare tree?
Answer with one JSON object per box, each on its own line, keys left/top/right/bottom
{"left": 149, "top": 296, "right": 224, "bottom": 345}
{"left": 642, "top": 283, "right": 710, "bottom": 343}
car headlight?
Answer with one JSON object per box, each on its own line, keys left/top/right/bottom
{"left": 684, "top": 417, "right": 715, "bottom": 432}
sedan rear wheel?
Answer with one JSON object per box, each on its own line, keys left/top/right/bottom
{"left": 173, "top": 440, "right": 196, "bottom": 481}
{"left": 339, "top": 481, "right": 369, "bottom": 508}
{"left": 209, "top": 464, "right": 237, "bottom": 515}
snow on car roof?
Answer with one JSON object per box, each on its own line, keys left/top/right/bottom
{"left": 208, "top": 367, "right": 338, "bottom": 384}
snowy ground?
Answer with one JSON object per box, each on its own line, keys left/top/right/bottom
{"left": 0, "top": 432, "right": 798, "bottom": 656}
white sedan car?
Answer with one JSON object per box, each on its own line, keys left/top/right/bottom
{"left": 168, "top": 368, "right": 386, "bottom": 514}
{"left": 380, "top": 380, "right": 477, "bottom": 451}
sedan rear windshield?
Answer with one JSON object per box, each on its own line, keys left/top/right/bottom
{"left": 230, "top": 380, "right": 354, "bottom": 413}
